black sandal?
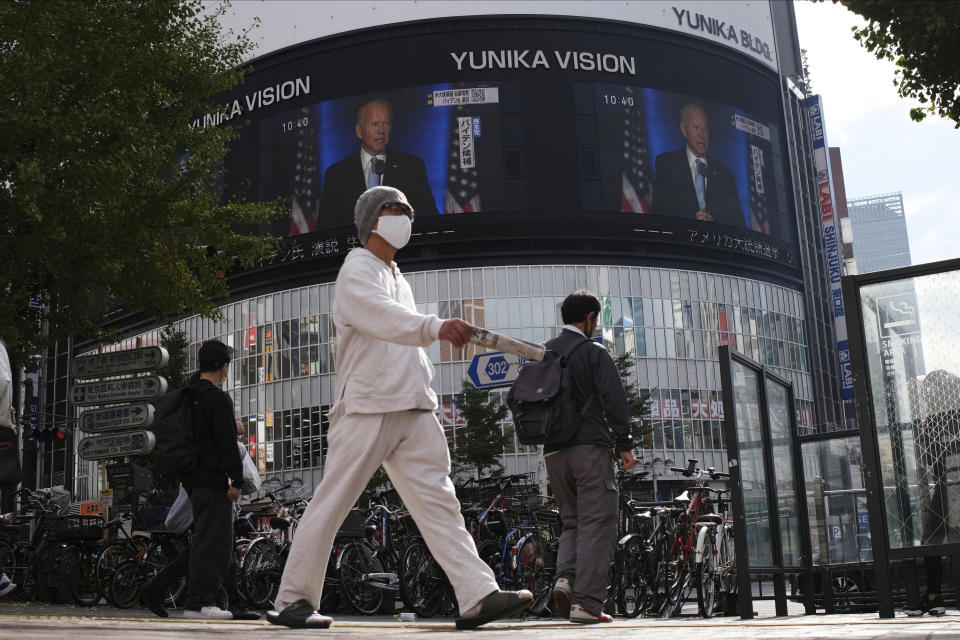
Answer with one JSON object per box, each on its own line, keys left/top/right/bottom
{"left": 454, "top": 590, "right": 533, "bottom": 630}
{"left": 266, "top": 599, "right": 333, "bottom": 629}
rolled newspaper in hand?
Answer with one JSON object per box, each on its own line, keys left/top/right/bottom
{"left": 469, "top": 326, "right": 546, "bottom": 361}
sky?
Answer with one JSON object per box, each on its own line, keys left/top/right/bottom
{"left": 793, "top": 0, "right": 959, "bottom": 267}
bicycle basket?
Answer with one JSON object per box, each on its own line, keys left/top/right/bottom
{"left": 391, "top": 512, "right": 420, "bottom": 540}
{"left": 335, "top": 508, "right": 368, "bottom": 539}
{"left": 51, "top": 515, "right": 104, "bottom": 542}
{"left": 502, "top": 497, "right": 537, "bottom": 529}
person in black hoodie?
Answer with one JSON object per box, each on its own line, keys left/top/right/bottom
{"left": 179, "top": 339, "right": 243, "bottom": 620}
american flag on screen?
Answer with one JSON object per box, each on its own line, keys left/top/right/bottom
{"left": 445, "top": 104, "right": 483, "bottom": 213}
{"left": 289, "top": 107, "right": 319, "bottom": 235}
{"left": 620, "top": 88, "right": 652, "bottom": 213}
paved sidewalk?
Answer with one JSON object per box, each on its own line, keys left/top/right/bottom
{"left": 2, "top": 601, "right": 960, "bottom": 639}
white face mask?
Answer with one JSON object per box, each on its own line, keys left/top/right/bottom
{"left": 373, "top": 214, "right": 412, "bottom": 249}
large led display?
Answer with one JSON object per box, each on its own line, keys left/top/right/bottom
{"left": 216, "top": 17, "right": 795, "bottom": 269}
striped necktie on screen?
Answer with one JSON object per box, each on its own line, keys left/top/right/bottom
{"left": 695, "top": 159, "right": 707, "bottom": 210}
{"left": 366, "top": 159, "right": 380, "bottom": 189}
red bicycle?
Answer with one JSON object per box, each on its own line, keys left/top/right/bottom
{"left": 662, "top": 459, "right": 728, "bottom": 618}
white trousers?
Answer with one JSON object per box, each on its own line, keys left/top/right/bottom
{"left": 275, "top": 409, "right": 498, "bottom": 613}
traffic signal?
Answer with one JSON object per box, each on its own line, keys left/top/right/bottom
{"left": 33, "top": 425, "right": 63, "bottom": 443}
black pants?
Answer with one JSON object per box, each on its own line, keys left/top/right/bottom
{"left": 150, "top": 541, "right": 245, "bottom": 609}
{"left": 184, "top": 486, "right": 234, "bottom": 610}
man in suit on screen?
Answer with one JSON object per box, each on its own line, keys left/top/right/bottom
{"left": 320, "top": 99, "right": 439, "bottom": 228}
{"left": 651, "top": 103, "right": 745, "bottom": 228}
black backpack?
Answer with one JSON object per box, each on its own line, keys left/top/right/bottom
{"left": 507, "top": 337, "right": 595, "bottom": 445}
{"left": 151, "top": 386, "right": 207, "bottom": 476}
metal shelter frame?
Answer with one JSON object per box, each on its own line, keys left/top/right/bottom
{"left": 842, "top": 257, "right": 960, "bottom": 619}
{"left": 718, "top": 345, "right": 815, "bottom": 619}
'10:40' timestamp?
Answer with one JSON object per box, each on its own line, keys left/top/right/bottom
{"left": 281, "top": 116, "right": 310, "bottom": 132}
{"left": 601, "top": 94, "right": 635, "bottom": 107}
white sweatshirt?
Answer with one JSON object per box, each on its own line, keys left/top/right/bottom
{"left": 0, "top": 340, "right": 12, "bottom": 428}
{"left": 330, "top": 248, "right": 444, "bottom": 420}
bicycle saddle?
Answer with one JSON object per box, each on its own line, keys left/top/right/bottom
{"left": 695, "top": 514, "right": 724, "bottom": 525}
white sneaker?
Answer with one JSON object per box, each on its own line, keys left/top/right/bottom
{"left": 569, "top": 603, "right": 613, "bottom": 623}
{"left": 184, "top": 606, "right": 233, "bottom": 620}
{"left": 0, "top": 576, "right": 16, "bottom": 597}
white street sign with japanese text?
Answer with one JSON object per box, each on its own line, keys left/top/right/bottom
{"left": 72, "top": 346, "right": 169, "bottom": 378}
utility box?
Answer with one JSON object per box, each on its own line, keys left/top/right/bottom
{"left": 105, "top": 462, "right": 153, "bottom": 513}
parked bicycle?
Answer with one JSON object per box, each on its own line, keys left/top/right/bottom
{"left": 108, "top": 531, "right": 187, "bottom": 609}
{"left": 237, "top": 484, "right": 308, "bottom": 610}
{"left": 336, "top": 490, "right": 414, "bottom": 615}
{"left": 608, "top": 471, "right": 658, "bottom": 617}
{"left": 662, "top": 459, "right": 730, "bottom": 618}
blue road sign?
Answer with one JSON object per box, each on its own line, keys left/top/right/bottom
{"left": 466, "top": 351, "right": 526, "bottom": 389}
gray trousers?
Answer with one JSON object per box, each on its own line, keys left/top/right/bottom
{"left": 545, "top": 444, "right": 618, "bottom": 615}
{"left": 275, "top": 409, "right": 498, "bottom": 614}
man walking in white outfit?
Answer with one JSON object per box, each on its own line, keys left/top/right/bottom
{"left": 267, "top": 186, "right": 532, "bottom": 629}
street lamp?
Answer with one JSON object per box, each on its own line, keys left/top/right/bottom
{"left": 642, "top": 457, "right": 674, "bottom": 502}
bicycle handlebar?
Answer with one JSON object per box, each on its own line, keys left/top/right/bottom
{"left": 687, "top": 486, "right": 730, "bottom": 496}
{"left": 671, "top": 467, "right": 729, "bottom": 480}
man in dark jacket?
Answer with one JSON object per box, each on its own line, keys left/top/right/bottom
{"left": 179, "top": 339, "right": 243, "bottom": 619}
{"left": 319, "top": 99, "right": 439, "bottom": 227}
{"left": 545, "top": 290, "right": 637, "bottom": 624}
{"left": 651, "top": 103, "right": 745, "bottom": 228}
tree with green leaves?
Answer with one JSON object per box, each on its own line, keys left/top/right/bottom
{"left": 157, "top": 324, "right": 190, "bottom": 390}
{"left": 0, "top": 0, "right": 282, "bottom": 367}
{"left": 452, "top": 381, "right": 509, "bottom": 481}
{"left": 366, "top": 466, "right": 391, "bottom": 495}
{"left": 833, "top": 0, "right": 960, "bottom": 126}
{"left": 613, "top": 353, "right": 652, "bottom": 450}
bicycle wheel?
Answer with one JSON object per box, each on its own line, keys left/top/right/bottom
{"left": 95, "top": 541, "right": 136, "bottom": 602}
{"left": 319, "top": 546, "right": 340, "bottom": 614}
{"left": 240, "top": 538, "right": 282, "bottom": 610}
{"left": 476, "top": 539, "right": 503, "bottom": 587}
{"left": 110, "top": 559, "right": 144, "bottom": 609}
{"left": 0, "top": 541, "right": 22, "bottom": 599}
{"left": 399, "top": 538, "right": 446, "bottom": 618}
{"left": 716, "top": 526, "right": 737, "bottom": 615}
{"left": 695, "top": 528, "right": 718, "bottom": 618}
{"left": 616, "top": 538, "right": 649, "bottom": 618}
{"left": 146, "top": 537, "right": 187, "bottom": 608}
{"left": 662, "top": 528, "right": 686, "bottom": 606}
{"left": 31, "top": 542, "right": 67, "bottom": 603}
{"left": 514, "top": 534, "right": 549, "bottom": 598}
{"left": 664, "top": 527, "right": 694, "bottom": 618}
{"left": 66, "top": 547, "right": 101, "bottom": 606}
{"left": 337, "top": 541, "right": 384, "bottom": 615}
